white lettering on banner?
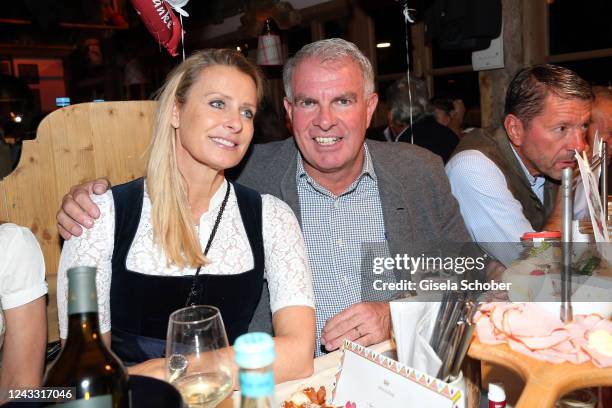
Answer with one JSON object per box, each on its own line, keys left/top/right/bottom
{"left": 162, "top": 10, "right": 172, "bottom": 28}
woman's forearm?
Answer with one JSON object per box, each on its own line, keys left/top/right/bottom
{"left": 271, "top": 305, "right": 316, "bottom": 383}
{"left": 0, "top": 297, "right": 47, "bottom": 389}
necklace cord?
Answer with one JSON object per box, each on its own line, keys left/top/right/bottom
{"left": 185, "top": 180, "right": 231, "bottom": 306}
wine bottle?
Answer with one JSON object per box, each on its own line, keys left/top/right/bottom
{"left": 44, "top": 266, "right": 130, "bottom": 407}
{"left": 235, "top": 332, "right": 276, "bottom": 408}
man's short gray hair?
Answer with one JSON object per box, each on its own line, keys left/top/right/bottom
{"left": 282, "top": 38, "right": 375, "bottom": 101}
{"left": 386, "top": 76, "right": 430, "bottom": 127}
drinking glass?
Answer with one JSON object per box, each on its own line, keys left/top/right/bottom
{"left": 166, "top": 305, "right": 233, "bottom": 408}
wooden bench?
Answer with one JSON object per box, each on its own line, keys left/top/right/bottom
{"left": 0, "top": 101, "right": 157, "bottom": 341}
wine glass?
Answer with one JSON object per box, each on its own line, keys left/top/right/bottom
{"left": 166, "top": 305, "right": 233, "bottom": 408}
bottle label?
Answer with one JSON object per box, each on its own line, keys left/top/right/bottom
{"left": 239, "top": 372, "right": 274, "bottom": 398}
{"left": 58, "top": 394, "right": 112, "bottom": 407}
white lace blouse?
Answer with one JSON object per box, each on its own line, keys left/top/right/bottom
{"left": 57, "top": 182, "right": 315, "bottom": 339}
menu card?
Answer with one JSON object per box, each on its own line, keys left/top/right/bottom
{"left": 332, "top": 340, "right": 464, "bottom": 408}
{"left": 576, "top": 148, "right": 609, "bottom": 242}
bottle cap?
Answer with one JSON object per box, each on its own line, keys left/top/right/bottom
{"left": 488, "top": 382, "right": 506, "bottom": 402}
{"left": 520, "top": 231, "right": 561, "bottom": 241}
{"left": 234, "top": 332, "right": 275, "bottom": 369}
{"left": 67, "top": 266, "right": 98, "bottom": 315}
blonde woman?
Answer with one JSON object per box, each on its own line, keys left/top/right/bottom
{"left": 57, "top": 49, "right": 315, "bottom": 382}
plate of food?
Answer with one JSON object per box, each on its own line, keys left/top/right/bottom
{"left": 273, "top": 341, "right": 394, "bottom": 408}
{"left": 275, "top": 366, "right": 338, "bottom": 407}
{"left": 281, "top": 386, "right": 353, "bottom": 408}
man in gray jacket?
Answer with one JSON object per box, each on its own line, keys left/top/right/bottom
{"left": 57, "top": 39, "right": 470, "bottom": 354}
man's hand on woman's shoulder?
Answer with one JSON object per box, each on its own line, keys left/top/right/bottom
{"left": 57, "top": 178, "right": 110, "bottom": 240}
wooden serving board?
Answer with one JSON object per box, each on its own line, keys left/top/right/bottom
{"left": 468, "top": 336, "right": 612, "bottom": 407}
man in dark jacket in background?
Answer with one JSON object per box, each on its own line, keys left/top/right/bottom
{"left": 385, "top": 77, "right": 459, "bottom": 163}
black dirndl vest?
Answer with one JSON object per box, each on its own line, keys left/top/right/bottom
{"left": 109, "top": 178, "right": 264, "bottom": 365}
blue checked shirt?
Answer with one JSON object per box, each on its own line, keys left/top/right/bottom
{"left": 296, "top": 144, "right": 391, "bottom": 355}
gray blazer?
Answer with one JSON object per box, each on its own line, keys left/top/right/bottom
{"left": 235, "top": 138, "right": 470, "bottom": 333}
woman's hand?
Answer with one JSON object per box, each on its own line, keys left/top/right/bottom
{"left": 127, "top": 358, "right": 166, "bottom": 381}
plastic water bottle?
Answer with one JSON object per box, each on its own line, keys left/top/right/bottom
{"left": 235, "top": 332, "right": 276, "bottom": 408}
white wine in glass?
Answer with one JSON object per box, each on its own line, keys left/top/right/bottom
{"left": 166, "top": 305, "right": 233, "bottom": 408}
{"left": 174, "top": 371, "right": 233, "bottom": 407}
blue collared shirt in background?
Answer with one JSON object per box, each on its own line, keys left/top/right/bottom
{"left": 445, "top": 146, "right": 544, "bottom": 265}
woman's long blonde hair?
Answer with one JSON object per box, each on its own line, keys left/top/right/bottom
{"left": 146, "top": 49, "right": 263, "bottom": 269}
